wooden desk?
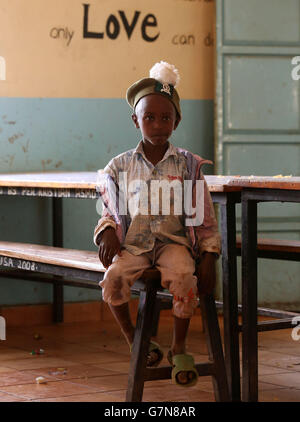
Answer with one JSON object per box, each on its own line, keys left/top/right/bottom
{"left": 239, "top": 179, "right": 300, "bottom": 402}
{"left": 214, "top": 176, "right": 300, "bottom": 401}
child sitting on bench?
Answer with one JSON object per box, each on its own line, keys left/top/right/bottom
{"left": 94, "top": 61, "right": 220, "bottom": 387}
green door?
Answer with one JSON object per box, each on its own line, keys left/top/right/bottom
{"left": 215, "top": 0, "right": 300, "bottom": 310}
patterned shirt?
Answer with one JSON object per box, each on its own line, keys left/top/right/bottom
{"left": 94, "top": 141, "right": 221, "bottom": 259}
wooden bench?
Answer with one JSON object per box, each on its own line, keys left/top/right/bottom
{"left": 236, "top": 236, "right": 300, "bottom": 261}
{"left": 235, "top": 236, "right": 300, "bottom": 331}
{"left": 1, "top": 239, "right": 298, "bottom": 328}
{"left": 0, "top": 241, "right": 173, "bottom": 327}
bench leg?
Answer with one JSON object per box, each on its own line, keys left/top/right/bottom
{"left": 200, "top": 294, "right": 230, "bottom": 402}
{"left": 126, "top": 285, "right": 158, "bottom": 402}
{"left": 52, "top": 198, "right": 64, "bottom": 323}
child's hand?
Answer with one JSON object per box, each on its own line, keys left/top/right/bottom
{"left": 195, "top": 253, "right": 217, "bottom": 295}
{"left": 97, "top": 227, "right": 121, "bottom": 269}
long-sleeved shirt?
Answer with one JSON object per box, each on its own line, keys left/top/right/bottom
{"left": 93, "top": 140, "right": 221, "bottom": 261}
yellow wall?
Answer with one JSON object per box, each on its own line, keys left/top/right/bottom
{"left": 0, "top": 0, "right": 215, "bottom": 99}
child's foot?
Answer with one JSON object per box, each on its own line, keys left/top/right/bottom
{"left": 130, "top": 340, "right": 164, "bottom": 368}
{"left": 167, "top": 350, "right": 198, "bottom": 387}
{"left": 176, "top": 368, "right": 197, "bottom": 385}
{"left": 146, "top": 342, "right": 163, "bottom": 367}
{"left": 147, "top": 341, "right": 164, "bottom": 367}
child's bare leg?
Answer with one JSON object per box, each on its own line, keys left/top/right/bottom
{"left": 109, "top": 303, "right": 161, "bottom": 366}
{"left": 171, "top": 316, "right": 190, "bottom": 355}
{"left": 109, "top": 303, "right": 135, "bottom": 347}
{"left": 171, "top": 316, "right": 195, "bottom": 384}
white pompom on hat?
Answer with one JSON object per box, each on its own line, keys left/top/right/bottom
{"left": 149, "top": 61, "right": 180, "bottom": 87}
{"left": 126, "top": 61, "right": 181, "bottom": 117}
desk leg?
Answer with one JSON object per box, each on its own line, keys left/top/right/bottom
{"left": 52, "top": 198, "right": 64, "bottom": 323}
{"left": 220, "top": 199, "right": 241, "bottom": 401}
{"left": 241, "top": 197, "right": 258, "bottom": 401}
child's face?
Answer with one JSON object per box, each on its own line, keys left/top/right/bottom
{"left": 132, "top": 94, "right": 180, "bottom": 147}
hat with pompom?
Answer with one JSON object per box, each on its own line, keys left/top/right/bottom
{"left": 126, "top": 61, "right": 181, "bottom": 117}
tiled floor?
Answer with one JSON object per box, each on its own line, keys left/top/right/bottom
{"left": 0, "top": 312, "right": 299, "bottom": 402}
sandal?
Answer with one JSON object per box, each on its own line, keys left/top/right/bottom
{"left": 147, "top": 340, "right": 164, "bottom": 367}
{"left": 167, "top": 350, "right": 198, "bottom": 387}
{"left": 130, "top": 340, "right": 164, "bottom": 368}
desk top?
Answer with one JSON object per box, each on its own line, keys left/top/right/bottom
{"left": 0, "top": 172, "right": 299, "bottom": 192}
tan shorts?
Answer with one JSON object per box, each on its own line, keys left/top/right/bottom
{"left": 99, "top": 241, "right": 198, "bottom": 319}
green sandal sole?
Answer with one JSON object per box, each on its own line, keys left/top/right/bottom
{"left": 167, "top": 351, "right": 198, "bottom": 387}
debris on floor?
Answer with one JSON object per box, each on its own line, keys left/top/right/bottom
{"left": 48, "top": 368, "right": 67, "bottom": 376}
{"left": 30, "top": 348, "right": 45, "bottom": 355}
{"left": 35, "top": 376, "right": 47, "bottom": 384}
